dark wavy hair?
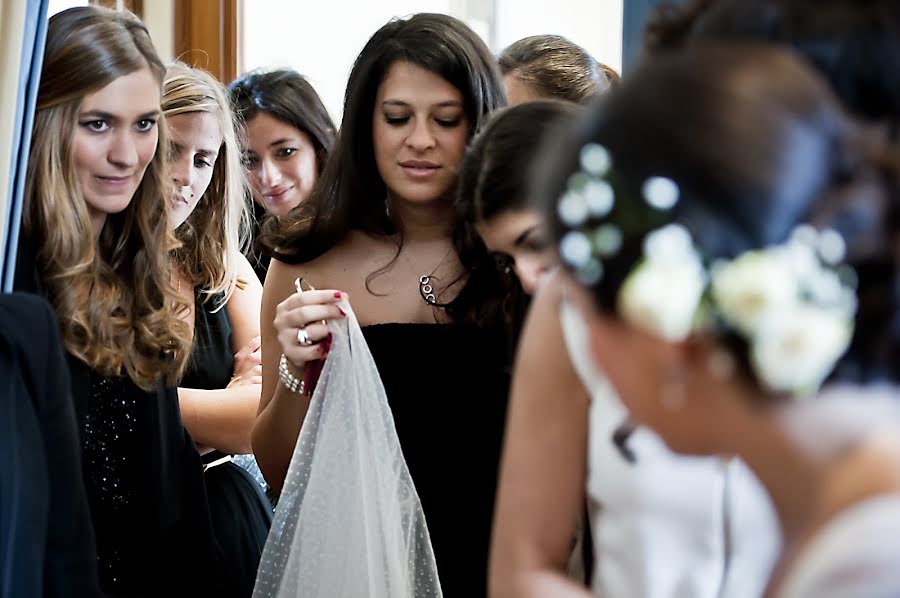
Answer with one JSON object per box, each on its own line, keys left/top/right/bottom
{"left": 458, "top": 100, "right": 581, "bottom": 224}
{"left": 644, "top": 0, "right": 900, "bottom": 127}
{"left": 264, "top": 13, "right": 511, "bottom": 327}
{"left": 539, "top": 43, "right": 900, "bottom": 387}
{"left": 229, "top": 68, "right": 336, "bottom": 181}
{"left": 456, "top": 101, "right": 580, "bottom": 349}
{"left": 499, "top": 34, "right": 617, "bottom": 104}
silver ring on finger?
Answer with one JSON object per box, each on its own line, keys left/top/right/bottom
{"left": 296, "top": 327, "right": 314, "bottom": 346}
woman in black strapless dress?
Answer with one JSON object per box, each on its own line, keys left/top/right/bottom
{"left": 254, "top": 14, "right": 526, "bottom": 597}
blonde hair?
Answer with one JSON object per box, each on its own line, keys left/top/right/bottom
{"left": 23, "top": 6, "right": 191, "bottom": 389}
{"left": 162, "top": 61, "right": 250, "bottom": 308}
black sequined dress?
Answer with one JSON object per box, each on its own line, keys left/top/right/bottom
{"left": 68, "top": 357, "right": 227, "bottom": 596}
{"left": 361, "top": 323, "right": 510, "bottom": 598}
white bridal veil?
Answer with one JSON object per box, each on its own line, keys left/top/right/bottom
{"left": 253, "top": 299, "right": 443, "bottom": 598}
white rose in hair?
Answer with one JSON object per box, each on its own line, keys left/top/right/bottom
{"left": 750, "top": 305, "right": 853, "bottom": 396}
{"left": 711, "top": 251, "right": 798, "bottom": 335}
{"left": 618, "top": 253, "right": 705, "bottom": 342}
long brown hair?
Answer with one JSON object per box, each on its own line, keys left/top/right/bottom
{"left": 23, "top": 6, "right": 191, "bottom": 389}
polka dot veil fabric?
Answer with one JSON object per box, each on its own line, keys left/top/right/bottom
{"left": 252, "top": 299, "right": 443, "bottom": 598}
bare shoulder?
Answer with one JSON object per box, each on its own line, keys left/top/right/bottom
{"left": 514, "top": 271, "right": 587, "bottom": 401}
{"left": 275, "top": 231, "right": 392, "bottom": 293}
{"left": 845, "top": 427, "right": 900, "bottom": 491}
{"left": 823, "top": 424, "right": 900, "bottom": 519}
{"left": 262, "top": 258, "right": 303, "bottom": 314}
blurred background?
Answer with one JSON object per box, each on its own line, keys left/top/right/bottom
{"left": 44, "top": 0, "right": 650, "bottom": 124}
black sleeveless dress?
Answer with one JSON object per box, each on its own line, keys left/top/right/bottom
{"left": 249, "top": 202, "right": 271, "bottom": 283}
{"left": 361, "top": 323, "right": 510, "bottom": 598}
{"left": 68, "top": 357, "right": 228, "bottom": 597}
{"left": 180, "top": 290, "right": 273, "bottom": 597}
{"left": 14, "top": 249, "right": 227, "bottom": 595}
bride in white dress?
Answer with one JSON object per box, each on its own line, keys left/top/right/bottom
{"left": 514, "top": 43, "right": 900, "bottom": 598}
{"left": 484, "top": 98, "right": 779, "bottom": 598}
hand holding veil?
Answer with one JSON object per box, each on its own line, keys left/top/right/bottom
{"left": 253, "top": 298, "right": 443, "bottom": 598}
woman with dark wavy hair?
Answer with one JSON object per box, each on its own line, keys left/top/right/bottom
{"left": 15, "top": 6, "right": 226, "bottom": 595}
{"left": 458, "top": 100, "right": 581, "bottom": 295}
{"left": 229, "top": 69, "right": 336, "bottom": 281}
{"left": 253, "top": 13, "right": 516, "bottom": 596}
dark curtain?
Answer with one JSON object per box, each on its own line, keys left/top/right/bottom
{"left": 622, "top": 0, "right": 686, "bottom": 72}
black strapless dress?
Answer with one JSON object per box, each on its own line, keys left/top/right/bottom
{"left": 181, "top": 290, "right": 273, "bottom": 597}
{"left": 361, "top": 323, "right": 510, "bottom": 598}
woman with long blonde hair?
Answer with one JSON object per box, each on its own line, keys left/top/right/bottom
{"left": 15, "top": 6, "right": 227, "bottom": 595}
{"left": 163, "top": 61, "right": 272, "bottom": 596}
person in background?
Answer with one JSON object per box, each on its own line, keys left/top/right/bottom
{"left": 229, "top": 69, "right": 336, "bottom": 282}
{"left": 15, "top": 7, "right": 226, "bottom": 595}
{"left": 253, "top": 13, "right": 519, "bottom": 596}
{"left": 163, "top": 61, "right": 272, "bottom": 597}
{"left": 498, "top": 34, "right": 618, "bottom": 106}
{"left": 458, "top": 100, "right": 580, "bottom": 295}
{"left": 458, "top": 99, "right": 597, "bottom": 584}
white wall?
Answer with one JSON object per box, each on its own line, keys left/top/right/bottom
{"left": 242, "top": 0, "right": 622, "bottom": 124}
{"left": 243, "top": 1, "right": 463, "bottom": 125}
{"left": 494, "top": 0, "right": 622, "bottom": 75}
{"left": 47, "top": 0, "right": 87, "bottom": 17}
{"left": 143, "top": 0, "right": 174, "bottom": 62}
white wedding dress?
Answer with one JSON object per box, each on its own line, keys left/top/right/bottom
{"left": 560, "top": 300, "right": 780, "bottom": 598}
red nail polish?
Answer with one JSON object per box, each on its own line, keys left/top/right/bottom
{"left": 338, "top": 308, "right": 346, "bottom": 316}
{"left": 333, "top": 292, "right": 341, "bottom": 299}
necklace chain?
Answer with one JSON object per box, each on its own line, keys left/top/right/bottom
{"left": 418, "top": 246, "right": 454, "bottom": 306}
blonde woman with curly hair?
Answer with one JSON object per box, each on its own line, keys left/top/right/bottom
{"left": 14, "top": 6, "right": 229, "bottom": 596}
{"left": 163, "top": 61, "right": 272, "bottom": 596}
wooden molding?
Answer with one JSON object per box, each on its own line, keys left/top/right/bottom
{"left": 173, "top": 0, "right": 239, "bottom": 83}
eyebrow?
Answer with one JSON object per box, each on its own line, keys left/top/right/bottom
{"left": 381, "top": 100, "right": 463, "bottom": 109}
{"left": 514, "top": 225, "right": 538, "bottom": 247}
{"left": 171, "top": 143, "right": 218, "bottom": 156}
{"left": 268, "top": 137, "right": 297, "bottom": 148}
{"left": 79, "top": 109, "right": 161, "bottom": 121}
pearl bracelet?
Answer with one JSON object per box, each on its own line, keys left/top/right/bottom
{"left": 278, "top": 353, "right": 306, "bottom": 394}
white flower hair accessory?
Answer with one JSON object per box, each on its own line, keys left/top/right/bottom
{"left": 558, "top": 142, "right": 857, "bottom": 398}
